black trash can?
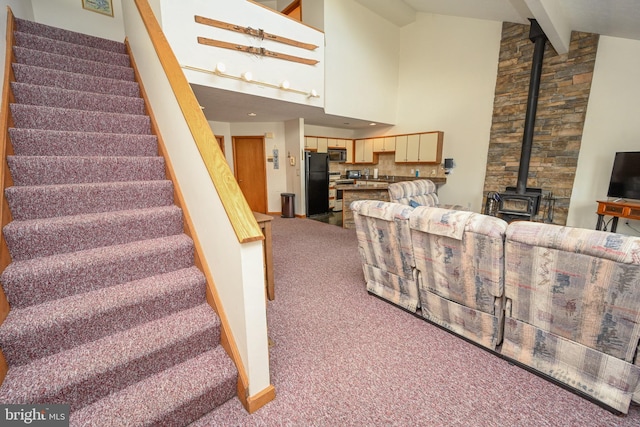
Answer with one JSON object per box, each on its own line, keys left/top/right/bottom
{"left": 281, "top": 193, "right": 295, "bottom": 218}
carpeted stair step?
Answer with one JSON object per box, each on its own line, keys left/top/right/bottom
{"left": 14, "top": 32, "right": 131, "bottom": 68}
{"left": 70, "top": 346, "right": 237, "bottom": 427}
{"left": 7, "top": 155, "right": 166, "bottom": 186}
{"left": 15, "top": 17, "right": 126, "bottom": 54}
{"left": 1, "top": 233, "right": 195, "bottom": 309}
{"left": 0, "top": 267, "right": 206, "bottom": 366}
{"left": 9, "top": 128, "right": 158, "bottom": 157}
{"left": 5, "top": 180, "right": 173, "bottom": 221}
{"left": 10, "top": 104, "right": 150, "bottom": 134}
{"left": 12, "top": 63, "right": 141, "bottom": 98}
{"left": 13, "top": 46, "right": 135, "bottom": 81}
{"left": 0, "top": 303, "right": 222, "bottom": 410}
{"left": 3, "top": 206, "right": 183, "bottom": 261}
{"left": 11, "top": 82, "right": 146, "bottom": 115}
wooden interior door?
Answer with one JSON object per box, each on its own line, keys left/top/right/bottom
{"left": 233, "top": 136, "right": 267, "bottom": 213}
{"left": 215, "top": 135, "right": 225, "bottom": 156}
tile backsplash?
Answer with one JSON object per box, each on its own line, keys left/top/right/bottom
{"left": 330, "top": 153, "right": 445, "bottom": 179}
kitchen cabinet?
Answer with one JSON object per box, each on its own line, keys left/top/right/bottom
{"left": 418, "top": 132, "right": 441, "bottom": 162}
{"left": 328, "top": 139, "right": 347, "bottom": 148}
{"left": 317, "top": 138, "right": 328, "bottom": 153}
{"left": 395, "top": 131, "right": 443, "bottom": 164}
{"left": 373, "top": 136, "right": 395, "bottom": 153}
{"left": 345, "top": 139, "right": 354, "bottom": 164}
{"left": 329, "top": 186, "right": 336, "bottom": 210}
{"left": 354, "top": 138, "right": 376, "bottom": 164}
{"left": 305, "top": 137, "right": 317, "bottom": 150}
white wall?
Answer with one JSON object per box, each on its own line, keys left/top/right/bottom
{"left": 390, "top": 13, "right": 502, "bottom": 212}
{"left": 284, "top": 118, "right": 304, "bottom": 214}
{"left": 305, "top": 124, "right": 356, "bottom": 139}
{"left": 567, "top": 36, "right": 640, "bottom": 236}
{"left": 301, "top": 0, "right": 324, "bottom": 31}
{"left": 229, "top": 122, "right": 288, "bottom": 214}
{"left": 122, "top": 1, "right": 270, "bottom": 396}
{"left": 323, "top": 0, "right": 399, "bottom": 125}
{"left": 161, "top": 0, "right": 324, "bottom": 113}
{"left": 31, "top": 0, "right": 125, "bottom": 41}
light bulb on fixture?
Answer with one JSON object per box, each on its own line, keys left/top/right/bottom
{"left": 214, "top": 62, "right": 226, "bottom": 75}
{"left": 242, "top": 71, "right": 253, "bottom": 82}
{"left": 280, "top": 80, "right": 290, "bottom": 90}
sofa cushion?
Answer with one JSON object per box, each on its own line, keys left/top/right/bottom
{"left": 502, "top": 314, "right": 640, "bottom": 414}
{"left": 410, "top": 206, "right": 473, "bottom": 240}
{"left": 362, "top": 263, "right": 419, "bottom": 312}
{"left": 505, "top": 221, "right": 640, "bottom": 362}
{"left": 421, "top": 288, "right": 505, "bottom": 349}
{"left": 410, "top": 207, "right": 508, "bottom": 310}
{"left": 503, "top": 221, "right": 640, "bottom": 413}
{"left": 351, "top": 200, "right": 419, "bottom": 312}
{"left": 388, "top": 179, "right": 439, "bottom": 206}
{"left": 409, "top": 206, "right": 508, "bottom": 350}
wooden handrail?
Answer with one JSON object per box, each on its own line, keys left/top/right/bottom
{"left": 125, "top": 40, "right": 250, "bottom": 405}
{"left": 128, "top": 2, "right": 257, "bottom": 407}
{"left": 133, "top": 0, "right": 263, "bottom": 244}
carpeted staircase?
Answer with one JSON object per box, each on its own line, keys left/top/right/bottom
{"left": 0, "top": 18, "right": 238, "bottom": 426}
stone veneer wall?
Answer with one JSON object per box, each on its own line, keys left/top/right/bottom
{"left": 482, "top": 23, "right": 599, "bottom": 225}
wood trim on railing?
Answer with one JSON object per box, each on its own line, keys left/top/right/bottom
{"left": 0, "top": 5, "right": 16, "bottom": 386}
{"left": 246, "top": 0, "right": 323, "bottom": 32}
{"left": 125, "top": 39, "right": 251, "bottom": 408}
{"left": 133, "top": 0, "right": 263, "bottom": 244}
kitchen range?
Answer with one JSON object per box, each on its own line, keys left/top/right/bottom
{"left": 329, "top": 171, "right": 357, "bottom": 211}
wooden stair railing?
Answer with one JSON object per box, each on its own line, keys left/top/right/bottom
{"left": 0, "top": 6, "right": 16, "bottom": 385}
{"left": 132, "top": 0, "right": 274, "bottom": 413}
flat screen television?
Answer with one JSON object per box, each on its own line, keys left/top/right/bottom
{"left": 607, "top": 151, "right": 640, "bottom": 201}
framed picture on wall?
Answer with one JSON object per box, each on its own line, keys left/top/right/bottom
{"left": 81, "top": 0, "right": 114, "bottom": 17}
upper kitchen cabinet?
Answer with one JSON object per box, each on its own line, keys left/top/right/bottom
{"left": 395, "top": 131, "right": 443, "bottom": 164}
{"left": 305, "top": 137, "right": 318, "bottom": 150}
{"left": 418, "top": 132, "right": 442, "bottom": 163}
{"left": 373, "top": 136, "right": 396, "bottom": 153}
{"left": 328, "top": 139, "right": 347, "bottom": 148}
{"left": 317, "top": 138, "right": 328, "bottom": 153}
{"left": 345, "top": 139, "right": 354, "bottom": 164}
{"left": 353, "top": 138, "right": 377, "bottom": 164}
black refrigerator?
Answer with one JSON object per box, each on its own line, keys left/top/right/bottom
{"left": 305, "top": 152, "right": 329, "bottom": 216}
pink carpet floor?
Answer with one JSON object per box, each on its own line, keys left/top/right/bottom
{"left": 191, "top": 217, "right": 640, "bottom": 426}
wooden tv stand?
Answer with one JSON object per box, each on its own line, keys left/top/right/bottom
{"left": 596, "top": 200, "right": 640, "bottom": 232}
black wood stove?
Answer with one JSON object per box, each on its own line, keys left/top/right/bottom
{"left": 497, "top": 19, "right": 547, "bottom": 222}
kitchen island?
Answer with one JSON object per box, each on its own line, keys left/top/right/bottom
{"left": 338, "top": 182, "right": 390, "bottom": 229}
{"left": 337, "top": 177, "right": 447, "bottom": 229}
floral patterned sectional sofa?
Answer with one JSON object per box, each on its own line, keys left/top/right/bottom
{"left": 351, "top": 193, "right": 640, "bottom": 414}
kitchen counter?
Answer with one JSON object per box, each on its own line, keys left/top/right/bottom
{"left": 336, "top": 181, "right": 390, "bottom": 190}
{"left": 340, "top": 184, "right": 390, "bottom": 229}
{"left": 338, "top": 177, "right": 447, "bottom": 229}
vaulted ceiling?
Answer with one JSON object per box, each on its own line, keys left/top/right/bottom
{"left": 201, "top": 0, "right": 640, "bottom": 128}
{"left": 355, "top": 0, "right": 640, "bottom": 54}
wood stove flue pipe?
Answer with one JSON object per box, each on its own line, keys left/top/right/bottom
{"left": 517, "top": 19, "right": 548, "bottom": 195}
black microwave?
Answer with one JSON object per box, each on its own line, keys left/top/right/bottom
{"left": 328, "top": 149, "right": 347, "bottom": 163}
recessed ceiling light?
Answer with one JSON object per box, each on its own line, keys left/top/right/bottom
{"left": 369, "top": 122, "right": 377, "bottom": 126}
{"left": 248, "top": 112, "right": 257, "bottom": 117}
